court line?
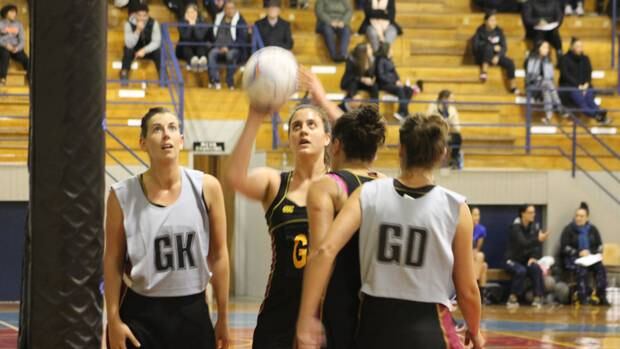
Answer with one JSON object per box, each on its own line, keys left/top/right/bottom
{"left": 0, "top": 321, "right": 17, "bottom": 332}
{"left": 492, "top": 330, "right": 578, "bottom": 348}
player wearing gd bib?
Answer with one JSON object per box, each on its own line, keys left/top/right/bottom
{"left": 104, "top": 108, "right": 230, "bottom": 349}
{"left": 228, "top": 105, "right": 331, "bottom": 349}
{"left": 297, "top": 114, "right": 485, "bottom": 349}
{"left": 305, "top": 105, "right": 385, "bottom": 349}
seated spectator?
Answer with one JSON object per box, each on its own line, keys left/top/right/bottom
{"left": 375, "top": 43, "right": 422, "bottom": 121}
{"left": 559, "top": 37, "right": 610, "bottom": 125}
{"left": 474, "top": 0, "right": 522, "bottom": 12}
{"left": 163, "top": 0, "right": 197, "bottom": 20}
{"left": 208, "top": 0, "right": 248, "bottom": 90}
{"left": 505, "top": 205, "right": 550, "bottom": 308}
{"left": 341, "top": 43, "right": 379, "bottom": 100}
{"left": 472, "top": 12, "right": 519, "bottom": 94}
{"left": 120, "top": 4, "right": 161, "bottom": 83}
{"left": 427, "top": 90, "right": 462, "bottom": 169}
{"left": 0, "top": 4, "right": 28, "bottom": 85}
{"left": 472, "top": 207, "right": 489, "bottom": 288}
{"left": 255, "top": 0, "right": 293, "bottom": 50}
{"left": 358, "top": 0, "right": 402, "bottom": 53}
{"left": 522, "top": 0, "right": 564, "bottom": 61}
{"left": 338, "top": 91, "right": 371, "bottom": 114}
{"left": 205, "top": 0, "right": 226, "bottom": 21}
{"left": 315, "top": 0, "right": 352, "bottom": 62}
{"left": 525, "top": 40, "right": 567, "bottom": 124}
{"left": 560, "top": 202, "right": 610, "bottom": 306}
{"left": 564, "top": 0, "right": 584, "bottom": 16}
{"left": 178, "top": 3, "right": 209, "bottom": 72}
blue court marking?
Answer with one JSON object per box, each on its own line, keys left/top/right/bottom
{"left": 480, "top": 319, "right": 620, "bottom": 334}
{"left": 0, "top": 313, "right": 18, "bottom": 327}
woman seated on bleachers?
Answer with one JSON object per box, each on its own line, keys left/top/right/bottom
{"left": 358, "top": 0, "right": 402, "bottom": 53}
{"left": 341, "top": 43, "right": 379, "bottom": 101}
{"left": 559, "top": 202, "right": 610, "bottom": 306}
{"left": 559, "top": 37, "right": 611, "bottom": 125}
{"left": 177, "top": 4, "right": 209, "bottom": 72}
{"left": 525, "top": 40, "right": 568, "bottom": 124}
{"left": 472, "top": 207, "right": 489, "bottom": 288}
{"left": 471, "top": 12, "right": 519, "bottom": 94}
{"left": 427, "top": 90, "right": 462, "bottom": 169}
{"left": 375, "top": 43, "right": 422, "bottom": 122}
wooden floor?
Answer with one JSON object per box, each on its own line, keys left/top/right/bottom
{"left": 1, "top": 302, "right": 619, "bottom": 348}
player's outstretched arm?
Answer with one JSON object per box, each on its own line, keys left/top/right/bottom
{"left": 227, "top": 107, "right": 281, "bottom": 208}
{"left": 298, "top": 66, "right": 343, "bottom": 124}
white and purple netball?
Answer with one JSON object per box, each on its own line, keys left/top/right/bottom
{"left": 242, "top": 46, "right": 298, "bottom": 111}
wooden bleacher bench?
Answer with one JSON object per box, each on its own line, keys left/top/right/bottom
{"left": 487, "top": 268, "right": 511, "bottom": 282}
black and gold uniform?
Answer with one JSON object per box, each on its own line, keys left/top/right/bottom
{"left": 322, "top": 170, "right": 374, "bottom": 349}
{"left": 253, "top": 172, "right": 309, "bottom": 349}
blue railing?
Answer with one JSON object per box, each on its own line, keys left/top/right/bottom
{"left": 160, "top": 23, "right": 185, "bottom": 126}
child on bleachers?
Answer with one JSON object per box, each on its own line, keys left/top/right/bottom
{"left": 177, "top": 3, "right": 209, "bottom": 72}
{"left": 0, "top": 4, "right": 28, "bottom": 86}
{"left": 525, "top": 40, "right": 568, "bottom": 124}
{"left": 471, "top": 12, "right": 519, "bottom": 94}
{"left": 375, "top": 43, "right": 422, "bottom": 122}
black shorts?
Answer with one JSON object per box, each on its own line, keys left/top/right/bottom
{"left": 356, "top": 294, "right": 463, "bottom": 349}
{"left": 110, "top": 288, "right": 216, "bottom": 349}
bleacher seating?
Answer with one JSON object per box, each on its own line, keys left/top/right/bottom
{"left": 0, "top": 0, "right": 619, "bottom": 170}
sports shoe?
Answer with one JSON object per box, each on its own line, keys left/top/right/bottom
{"left": 198, "top": 56, "right": 207, "bottom": 72}
{"left": 532, "top": 296, "right": 543, "bottom": 308}
{"left": 565, "top": 4, "right": 573, "bottom": 15}
{"left": 393, "top": 112, "right": 407, "bottom": 123}
{"left": 506, "top": 294, "right": 519, "bottom": 309}
{"left": 479, "top": 72, "right": 488, "bottom": 82}
{"left": 190, "top": 56, "right": 200, "bottom": 72}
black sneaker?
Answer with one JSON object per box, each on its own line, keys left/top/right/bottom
{"left": 120, "top": 69, "right": 129, "bottom": 87}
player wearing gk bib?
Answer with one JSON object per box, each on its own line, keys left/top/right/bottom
{"left": 305, "top": 105, "right": 385, "bottom": 349}
{"left": 297, "top": 114, "right": 485, "bottom": 349}
{"left": 228, "top": 105, "right": 331, "bottom": 349}
{"left": 104, "top": 108, "right": 230, "bottom": 349}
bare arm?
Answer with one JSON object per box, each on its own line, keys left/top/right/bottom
{"left": 298, "top": 66, "right": 343, "bottom": 124}
{"left": 204, "top": 174, "right": 230, "bottom": 348}
{"left": 297, "top": 189, "right": 363, "bottom": 348}
{"left": 227, "top": 108, "right": 281, "bottom": 208}
{"left": 104, "top": 190, "right": 140, "bottom": 349}
{"left": 104, "top": 190, "right": 126, "bottom": 326}
{"left": 307, "top": 177, "right": 340, "bottom": 251}
{"left": 475, "top": 237, "right": 484, "bottom": 253}
{"left": 452, "top": 204, "right": 482, "bottom": 337}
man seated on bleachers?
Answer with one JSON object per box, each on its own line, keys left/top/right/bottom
{"left": 504, "top": 205, "right": 550, "bottom": 308}
{"left": 559, "top": 202, "right": 610, "bottom": 306}
{"left": 255, "top": 0, "right": 293, "bottom": 50}
{"left": 208, "top": 0, "right": 248, "bottom": 90}
{"left": 0, "top": 4, "right": 28, "bottom": 86}
{"left": 120, "top": 4, "right": 162, "bottom": 83}
{"left": 315, "top": 0, "right": 352, "bottom": 62}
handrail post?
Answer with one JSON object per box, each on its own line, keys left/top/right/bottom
{"left": 525, "top": 89, "right": 532, "bottom": 154}
{"left": 572, "top": 119, "right": 577, "bottom": 178}
{"left": 160, "top": 24, "right": 167, "bottom": 86}
{"left": 179, "top": 81, "right": 185, "bottom": 129}
{"left": 614, "top": 0, "right": 618, "bottom": 69}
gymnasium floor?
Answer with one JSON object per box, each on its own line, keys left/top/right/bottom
{"left": 1, "top": 302, "right": 619, "bottom": 348}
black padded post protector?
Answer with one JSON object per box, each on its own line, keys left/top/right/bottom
{"left": 19, "top": 0, "right": 107, "bottom": 347}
